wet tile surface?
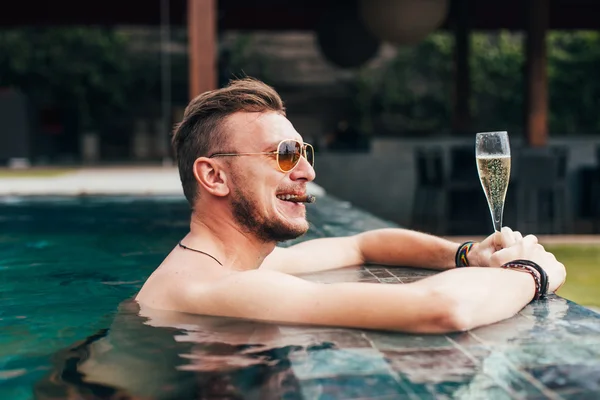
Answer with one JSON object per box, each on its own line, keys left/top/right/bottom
{"left": 281, "top": 265, "right": 600, "bottom": 399}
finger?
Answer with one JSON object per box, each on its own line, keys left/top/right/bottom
{"left": 522, "top": 234, "right": 538, "bottom": 246}
{"left": 497, "top": 227, "right": 517, "bottom": 248}
{"left": 513, "top": 231, "right": 523, "bottom": 241}
{"left": 490, "top": 246, "right": 519, "bottom": 267}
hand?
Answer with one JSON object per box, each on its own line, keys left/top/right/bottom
{"left": 489, "top": 233, "right": 567, "bottom": 293}
{"left": 467, "top": 227, "right": 524, "bottom": 268}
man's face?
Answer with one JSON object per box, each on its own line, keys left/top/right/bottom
{"left": 223, "top": 112, "right": 316, "bottom": 243}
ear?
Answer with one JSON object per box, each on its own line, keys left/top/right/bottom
{"left": 193, "top": 157, "right": 230, "bottom": 197}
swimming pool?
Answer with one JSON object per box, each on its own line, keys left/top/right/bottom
{"left": 2, "top": 195, "right": 600, "bottom": 399}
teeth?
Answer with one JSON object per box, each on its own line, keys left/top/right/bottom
{"left": 277, "top": 194, "right": 299, "bottom": 201}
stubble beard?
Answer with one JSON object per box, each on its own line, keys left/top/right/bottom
{"left": 231, "top": 186, "right": 308, "bottom": 243}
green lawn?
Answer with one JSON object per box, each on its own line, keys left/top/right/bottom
{"left": 0, "top": 168, "right": 74, "bottom": 178}
{"left": 546, "top": 244, "right": 600, "bottom": 308}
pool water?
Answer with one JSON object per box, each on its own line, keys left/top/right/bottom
{"left": 0, "top": 195, "right": 394, "bottom": 399}
{"left": 3, "top": 196, "right": 600, "bottom": 399}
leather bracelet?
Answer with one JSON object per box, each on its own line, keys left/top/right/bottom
{"left": 501, "top": 260, "right": 549, "bottom": 301}
{"left": 510, "top": 259, "right": 549, "bottom": 299}
{"left": 455, "top": 241, "right": 475, "bottom": 267}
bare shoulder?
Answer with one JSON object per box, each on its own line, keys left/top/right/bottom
{"left": 135, "top": 254, "right": 230, "bottom": 311}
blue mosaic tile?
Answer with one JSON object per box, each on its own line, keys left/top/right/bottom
{"left": 290, "top": 348, "right": 391, "bottom": 380}
{"left": 299, "top": 374, "right": 407, "bottom": 400}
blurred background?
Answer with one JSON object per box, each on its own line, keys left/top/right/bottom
{"left": 2, "top": 0, "right": 600, "bottom": 237}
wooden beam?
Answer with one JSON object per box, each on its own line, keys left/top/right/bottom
{"left": 525, "top": 0, "right": 549, "bottom": 147}
{"left": 452, "top": 0, "right": 471, "bottom": 134}
{"left": 187, "top": 0, "right": 217, "bottom": 100}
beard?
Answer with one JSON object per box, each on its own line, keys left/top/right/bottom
{"left": 230, "top": 185, "right": 308, "bottom": 243}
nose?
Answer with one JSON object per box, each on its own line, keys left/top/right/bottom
{"left": 289, "top": 154, "right": 316, "bottom": 182}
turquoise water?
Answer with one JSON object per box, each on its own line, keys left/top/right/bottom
{"left": 3, "top": 196, "right": 600, "bottom": 399}
{"left": 0, "top": 195, "right": 394, "bottom": 399}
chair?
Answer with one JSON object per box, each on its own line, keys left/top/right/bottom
{"left": 445, "top": 145, "right": 490, "bottom": 235}
{"left": 411, "top": 147, "right": 447, "bottom": 234}
{"left": 514, "top": 147, "right": 569, "bottom": 234}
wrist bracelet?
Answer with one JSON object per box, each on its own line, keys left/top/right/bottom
{"left": 510, "top": 259, "right": 549, "bottom": 299}
{"left": 455, "top": 241, "right": 475, "bottom": 267}
{"left": 501, "top": 260, "right": 549, "bottom": 301}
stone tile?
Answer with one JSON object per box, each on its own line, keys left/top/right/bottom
{"left": 367, "top": 332, "right": 453, "bottom": 350}
{"left": 383, "top": 348, "right": 478, "bottom": 379}
{"left": 378, "top": 277, "right": 402, "bottom": 284}
{"left": 397, "top": 276, "right": 428, "bottom": 283}
{"left": 368, "top": 269, "right": 394, "bottom": 278}
{"left": 254, "top": 329, "right": 374, "bottom": 352}
{"left": 290, "top": 348, "right": 391, "bottom": 380}
{"left": 426, "top": 377, "right": 513, "bottom": 400}
{"left": 357, "top": 277, "right": 380, "bottom": 283}
{"left": 559, "top": 390, "right": 600, "bottom": 400}
{"left": 299, "top": 374, "right": 408, "bottom": 400}
{"left": 469, "top": 314, "right": 538, "bottom": 345}
{"left": 501, "top": 342, "right": 600, "bottom": 368}
{"left": 447, "top": 331, "right": 486, "bottom": 347}
{"left": 526, "top": 364, "right": 600, "bottom": 392}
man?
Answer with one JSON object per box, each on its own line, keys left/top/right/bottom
{"left": 136, "top": 78, "right": 566, "bottom": 333}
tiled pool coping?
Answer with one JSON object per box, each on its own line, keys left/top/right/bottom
{"left": 284, "top": 265, "right": 600, "bottom": 400}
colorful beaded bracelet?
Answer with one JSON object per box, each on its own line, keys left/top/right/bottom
{"left": 455, "top": 241, "right": 475, "bottom": 267}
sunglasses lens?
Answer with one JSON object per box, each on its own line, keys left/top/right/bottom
{"left": 278, "top": 140, "right": 301, "bottom": 171}
{"left": 305, "top": 144, "right": 314, "bottom": 166}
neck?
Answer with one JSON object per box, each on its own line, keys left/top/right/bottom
{"left": 186, "top": 207, "right": 275, "bottom": 271}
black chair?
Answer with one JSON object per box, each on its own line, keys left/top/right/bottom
{"left": 514, "top": 147, "right": 569, "bottom": 234}
{"left": 445, "top": 145, "right": 490, "bottom": 235}
{"left": 411, "top": 147, "right": 447, "bottom": 235}
{"left": 591, "top": 145, "right": 600, "bottom": 232}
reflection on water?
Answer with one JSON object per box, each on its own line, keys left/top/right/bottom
{"left": 34, "top": 299, "right": 336, "bottom": 399}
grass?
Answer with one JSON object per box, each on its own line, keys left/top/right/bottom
{"left": 0, "top": 168, "right": 75, "bottom": 178}
{"left": 547, "top": 244, "right": 600, "bottom": 308}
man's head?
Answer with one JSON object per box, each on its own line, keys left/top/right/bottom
{"left": 172, "top": 78, "right": 316, "bottom": 242}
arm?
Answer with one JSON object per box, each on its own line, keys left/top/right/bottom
{"left": 175, "top": 266, "right": 536, "bottom": 334}
{"left": 261, "top": 228, "right": 462, "bottom": 274}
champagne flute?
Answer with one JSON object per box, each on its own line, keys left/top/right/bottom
{"left": 475, "top": 131, "right": 511, "bottom": 232}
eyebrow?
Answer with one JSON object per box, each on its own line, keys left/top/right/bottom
{"left": 260, "top": 142, "right": 280, "bottom": 152}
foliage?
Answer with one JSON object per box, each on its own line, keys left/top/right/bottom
{"left": 350, "top": 31, "right": 600, "bottom": 136}
{"left": 548, "top": 31, "right": 600, "bottom": 134}
{"left": 0, "top": 28, "right": 144, "bottom": 131}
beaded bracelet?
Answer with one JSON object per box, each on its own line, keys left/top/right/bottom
{"left": 455, "top": 241, "right": 475, "bottom": 267}
{"left": 500, "top": 260, "right": 549, "bottom": 301}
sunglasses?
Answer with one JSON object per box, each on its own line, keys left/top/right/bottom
{"left": 209, "top": 139, "right": 315, "bottom": 172}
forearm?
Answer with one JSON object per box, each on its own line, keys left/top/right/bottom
{"left": 356, "top": 228, "right": 460, "bottom": 270}
{"left": 414, "top": 267, "right": 536, "bottom": 331}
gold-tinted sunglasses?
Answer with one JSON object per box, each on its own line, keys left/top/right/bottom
{"left": 209, "top": 139, "right": 315, "bottom": 172}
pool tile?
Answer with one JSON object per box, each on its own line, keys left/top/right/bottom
{"left": 559, "top": 390, "right": 600, "bottom": 400}
{"left": 526, "top": 364, "right": 600, "bottom": 392}
{"left": 426, "top": 377, "right": 513, "bottom": 400}
{"left": 447, "top": 331, "right": 486, "bottom": 347}
{"left": 383, "top": 348, "right": 478, "bottom": 378}
{"left": 290, "top": 348, "right": 391, "bottom": 380}
{"left": 298, "top": 374, "right": 408, "bottom": 400}
{"left": 369, "top": 269, "right": 394, "bottom": 278}
{"left": 367, "top": 332, "right": 453, "bottom": 350}
{"left": 501, "top": 342, "right": 600, "bottom": 368}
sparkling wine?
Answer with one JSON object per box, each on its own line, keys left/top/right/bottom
{"left": 476, "top": 155, "right": 511, "bottom": 231}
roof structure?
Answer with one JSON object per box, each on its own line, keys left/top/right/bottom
{"left": 1, "top": 0, "right": 599, "bottom": 30}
